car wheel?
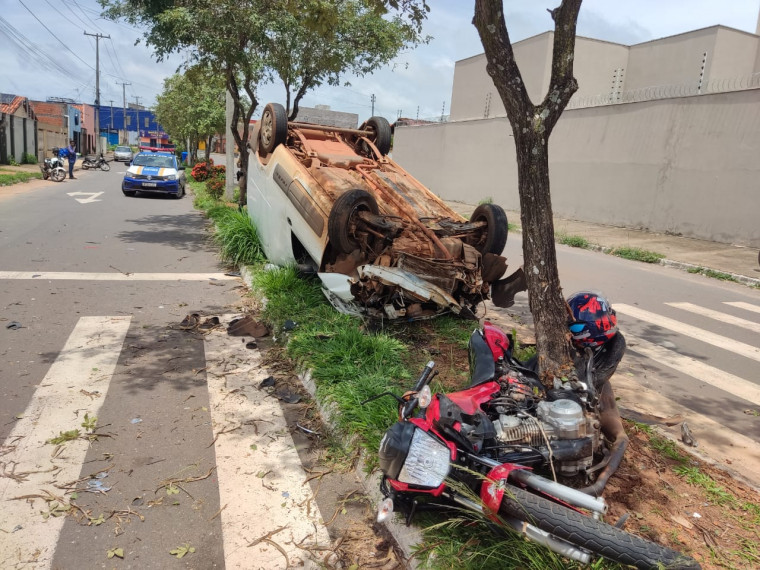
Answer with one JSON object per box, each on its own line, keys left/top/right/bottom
{"left": 259, "top": 102, "right": 287, "bottom": 153}
{"left": 328, "top": 189, "right": 379, "bottom": 255}
{"left": 364, "top": 117, "right": 392, "bottom": 156}
{"left": 123, "top": 191, "right": 136, "bottom": 197}
{"left": 468, "top": 203, "right": 508, "bottom": 255}
{"left": 175, "top": 185, "right": 184, "bottom": 199}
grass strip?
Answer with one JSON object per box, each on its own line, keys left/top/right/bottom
{"left": 555, "top": 232, "right": 590, "bottom": 249}
{"left": 610, "top": 247, "right": 664, "bottom": 263}
{"left": 0, "top": 171, "right": 43, "bottom": 185}
{"left": 685, "top": 266, "right": 740, "bottom": 283}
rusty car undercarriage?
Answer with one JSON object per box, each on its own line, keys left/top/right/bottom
{"left": 248, "top": 103, "right": 526, "bottom": 320}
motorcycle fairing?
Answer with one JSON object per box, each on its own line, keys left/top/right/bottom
{"left": 480, "top": 464, "right": 526, "bottom": 520}
{"left": 468, "top": 329, "right": 496, "bottom": 386}
{"left": 385, "top": 417, "right": 457, "bottom": 497}
{"left": 433, "top": 392, "right": 498, "bottom": 454}
{"left": 482, "top": 321, "right": 511, "bottom": 361}
{"left": 442, "top": 381, "right": 500, "bottom": 415}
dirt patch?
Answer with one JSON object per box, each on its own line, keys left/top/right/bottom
{"left": 604, "top": 424, "right": 759, "bottom": 569}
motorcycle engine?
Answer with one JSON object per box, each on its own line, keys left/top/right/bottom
{"left": 490, "top": 373, "right": 601, "bottom": 476}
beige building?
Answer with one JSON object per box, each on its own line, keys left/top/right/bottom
{"left": 394, "top": 25, "right": 760, "bottom": 247}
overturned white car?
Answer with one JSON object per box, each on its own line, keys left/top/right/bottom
{"left": 247, "top": 102, "right": 524, "bottom": 320}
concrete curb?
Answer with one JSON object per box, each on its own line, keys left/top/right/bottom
{"left": 658, "top": 258, "right": 760, "bottom": 288}
{"left": 579, "top": 243, "right": 760, "bottom": 288}
{"left": 239, "top": 265, "right": 421, "bottom": 567}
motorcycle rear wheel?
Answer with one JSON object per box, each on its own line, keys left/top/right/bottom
{"left": 51, "top": 169, "right": 66, "bottom": 183}
{"left": 499, "top": 484, "right": 700, "bottom": 569}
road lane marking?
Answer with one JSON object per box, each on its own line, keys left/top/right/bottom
{"left": 666, "top": 302, "right": 760, "bottom": 334}
{"left": 724, "top": 301, "right": 760, "bottom": 315}
{"left": 0, "top": 271, "right": 238, "bottom": 281}
{"left": 203, "top": 315, "right": 329, "bottom": 568}
{"left": 625, "top": 333, "right": 760, "bottom": 407}
{"left": 0, "top": 316, "right": 131, "bottom": 569}
{"left": 615, "top": 303, "right": 760, "bottom": 363}
{"left": 66, "top": 191, "right": 103, "bottom": 203}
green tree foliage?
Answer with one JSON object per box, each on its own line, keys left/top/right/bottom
{"left": 154, "top": 66, "right": 226, "bottom": 163}
{"left": 269, "top": 1, "right": 425, "bottom": 120}
{"left": 99, "top": 0, "right": 426, "bottom": 204}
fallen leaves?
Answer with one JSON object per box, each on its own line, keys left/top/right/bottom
{"left": 169, "top": 544, "right": 196, "bottom": 558}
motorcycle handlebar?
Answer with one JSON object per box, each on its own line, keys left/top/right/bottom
{"left": 402, "top": 360, "right": 435, "bottom": 419}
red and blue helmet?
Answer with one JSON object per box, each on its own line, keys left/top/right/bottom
{"left": 567, "top": 291, "right": 618, "bottom": 348}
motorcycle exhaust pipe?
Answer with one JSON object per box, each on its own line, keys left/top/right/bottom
{"left": 509, "top": 469, "right": 607, "bottom": 516}
{"left": 469, "top": 454, "right": 607, "bottom": 515}
{"left": 443, "top": 492, "right": 592, "bottom": 564}
{"left": 578, "top": 381, "right": 629, "bottom": 497}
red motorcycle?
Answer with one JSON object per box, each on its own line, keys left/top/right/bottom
{"left": 370, "top": 322, "right": 699, "bottom": 569}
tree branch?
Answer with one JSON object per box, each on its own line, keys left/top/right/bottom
{"left": 473, "top": 0, "right": 531, "bottom": 122}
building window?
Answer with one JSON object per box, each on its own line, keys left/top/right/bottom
{"left": 126, "top": 116, "right": 131, "bottom": 126}
{"left": 144, "top": 117, "right": 149, "bottom": 128}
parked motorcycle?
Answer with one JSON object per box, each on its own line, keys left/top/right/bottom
{"left": 81, "top": 152, "right": 110, "bottom": 171}
{"left": 370, "top": 322, "right": 700, "bottom": 569}
{"left": 39, "top": 148, "right": 66, "bottom": 182}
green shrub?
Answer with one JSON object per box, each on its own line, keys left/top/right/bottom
{"left": 21, "top": 152, "right": 37, "bottom": 164}
{"left": 206, "top": 177, "right": 225, "bottom": 199}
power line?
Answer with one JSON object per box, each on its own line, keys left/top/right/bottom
{"left": 18, "top": 0, "right": 95, "bottom": 71}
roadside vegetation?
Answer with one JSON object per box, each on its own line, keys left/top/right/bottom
{"left": 0, "top": 169, "right": 42, "bottom": 186}
{"left": 686, "top": 266, "right": 741, "bottom": 283}
{"left": 187, "top": 175, "right": 759, "bottom": 569}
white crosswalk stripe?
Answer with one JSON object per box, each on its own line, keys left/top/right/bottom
{"left": 0, "top": 271, "right": 238, "bottom": 281}
{"left": 724, "top": 301, "right": 760, "bottom": 315}
{"left": 625, "top": 333, "right": 760, "bottom": 407}
{"left": 0, "top": 317, "right": 131, "bottom": 569}
{"left": 666, "top": 302, "right": 760, "bottom": 334}
{"left": 203, "top": 316, "right": 329, "bottom": 568}
{"left": 615, "top": 303, "right": 760, "bottom": 363}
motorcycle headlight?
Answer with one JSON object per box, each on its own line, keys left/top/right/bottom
{"left": 398, "top": 428, "right": 451, "bottom": 487}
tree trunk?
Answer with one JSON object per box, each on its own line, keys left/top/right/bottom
{"left": 514, "top": 129, "right": 574, "bottom": 381}
{"left": 473, "top": 0, "right": 582, "bottom": 385}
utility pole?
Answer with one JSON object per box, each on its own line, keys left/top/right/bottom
{"left": 116, "top": 81, "right": 130, "bottom": 144}
{"left": 109, "top": 100, "right": 114, "bottom": 131}
{"left": 370, "top": 94, "right": 376, "bottom": 116}
{"left": 84, "top": 31, "right": 110, "bottom": 155}
{"left": 134, "top": 96, "right": 141, "bottom": 147}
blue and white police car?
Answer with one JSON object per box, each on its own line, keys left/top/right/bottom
{"left": 122, "top": 150, "right": 186, "bottom": 198}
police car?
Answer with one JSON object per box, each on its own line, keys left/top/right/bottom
{"left": 122, "top": 149, "right": 186, "bottom": 198}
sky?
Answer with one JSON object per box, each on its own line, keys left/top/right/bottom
{"left": 1, "top": 0, "right": 758, "bottom": 124}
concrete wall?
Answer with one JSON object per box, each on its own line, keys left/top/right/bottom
{"left": 451, "top": 27, "right": 760, "bottom": 120}
{"left": 392, "top": 89, "right": 760, "bottom": 247}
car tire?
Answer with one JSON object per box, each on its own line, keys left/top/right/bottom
{"left": 468, "top": 203, "right": 508, "bottom": 255}
{"left": 175, "top": 184, "right": 184, "bottom": 199}
{"left": 259, "top": 102, "right": 287, "bottom": 154}
{"left": 364, "top": 117, "right": 392, "bottom": 156}
{"left": 328, "top": 189, "right": 379, "bottom": 255}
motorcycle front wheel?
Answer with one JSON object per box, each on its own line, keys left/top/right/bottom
{"left": 500, "top": 484, "right": 700, "bottom": 569}
{"left": 51, "top": 169, "right": 66, "bottom": 182}
{"left": 99, "top": 161, "right": 110, "bottom": 171}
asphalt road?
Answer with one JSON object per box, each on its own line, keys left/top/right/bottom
{"left": 0, "top": 167, "right": 330, "bottom": 568}
{"left": 1, "top": 168, "right": 758, "bottom": 567}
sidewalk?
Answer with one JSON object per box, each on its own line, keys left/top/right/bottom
{"left": 446, "top": 200, "right": 760, "bottom": 286}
